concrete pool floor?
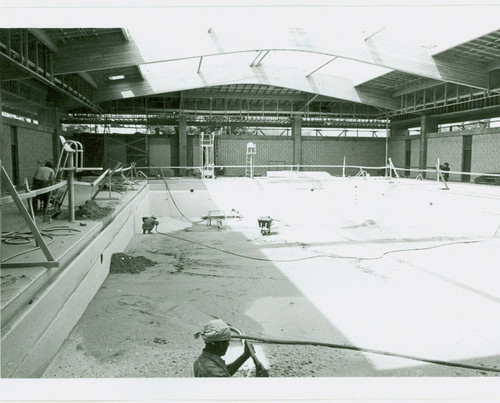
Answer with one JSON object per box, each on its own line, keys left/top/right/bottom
{"left": 41, "top": 175, "right": 500, "bottom": 378}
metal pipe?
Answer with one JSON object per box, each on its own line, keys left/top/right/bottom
{"left": 68, "top": 152, "right": 75, "bottom": 222}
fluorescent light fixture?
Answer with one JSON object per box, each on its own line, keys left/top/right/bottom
{"left": 109, "top": 75, "right": 125, "bottom": 80}
{"left": 120, "top": 90, "right": 134, "bottom": 98}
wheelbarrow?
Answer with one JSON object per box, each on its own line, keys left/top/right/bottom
{"left": 257, "top": 216, "right": 274, "bottom": 235}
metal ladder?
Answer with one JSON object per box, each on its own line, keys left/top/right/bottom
{"left": 200, "top": 131, "right": 215, "bottom": 179}
{"left": 245, "top": 141, "right": 256, "bottom": 178}
{"left": 43, "top": 136, "right": 84, "bottom": 221}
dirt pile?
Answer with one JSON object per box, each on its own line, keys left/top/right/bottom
{"left": 76, "top": 200, "right": 114, "bottom": 220}
{"left": 109, "top": 253, "right": 157, "bottom": 274}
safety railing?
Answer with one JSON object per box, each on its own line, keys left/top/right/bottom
{"left": 134, "top": 159, "right": 500, "bottom": 190}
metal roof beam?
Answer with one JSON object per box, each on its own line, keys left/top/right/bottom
{"left": 53, "top": 27, "right": 490, "bottom": 89}
{"left": 391, "top": 78, "right": 444, "bottom": 97}
{"left": 300, "top": 94, "right": 319, "bottom": 110}
{"left": 181, "top": 90, "right": 331, "bottom": 102}
{"left": 121, "top": 28, "right": 131, "bottom": 41}
{"left": 250, "top": 50, "right": 269, "bottom": 67}
{"left": 486, "top": 59, "right": 500, "bottom": 72}
{"left": 28, "top": 28, "right": 58, "bottom": 52}
{"left": 78, "top": 71, "right": 98, "bottom": 89}
{"left": 95, "top": 62, "right": 396, "bottom": 110}
{"left": 306, "top": 57, "right": 337, "bottom": 78}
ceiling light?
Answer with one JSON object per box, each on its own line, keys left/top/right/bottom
{"left": 109, "top": 75, "right": 125, "bottom": 80}
{"left": 121, "top": 90, "right": 134, "bottom": 98}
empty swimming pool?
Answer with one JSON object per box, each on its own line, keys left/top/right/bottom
{"left": 43, "top": 174, "right": 500, "bottom": 377}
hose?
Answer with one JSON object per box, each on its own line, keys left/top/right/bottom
{"left": 231, "top": 334, "right": 500, "bottom": 374}
{"left": 1, "top": 225, "right": 81, "bottom": 263}
{"left": 155, "top": 224, "right": 500, "bottom": 374}
{"left": 156, "top": 229, "right": 328, "bottom": 262}
{"left": 1, "top": 233, "right": 56, "bottom": 263}
{"left": 155, "top": 228, "right": 497, "bottom": 264}
{"left": 159, "top": 169, "right": 207, "bottom": 224}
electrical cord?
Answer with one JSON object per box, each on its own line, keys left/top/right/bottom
{"left": 159, "top": 169, "right": 207, "bottom": 224}
{"left": 231, "top": 334, "right": 500, "bottom": 374}
{"left": 156, "top": 214, "right": 500, "bottom": 374}
{"left": 157, "top": 173, "right": 500, "bottom": 261}
{"left": 156, "top": 226, "right": 498, "bottom": 263}
{"left": 1, "top": 225, "right": 81, "bottom": 263}
{"left": 156, "top": 228, "right": 330, "bottom": 262}
{"left": 1, "top": 234, "right": 56, "bottom": 263}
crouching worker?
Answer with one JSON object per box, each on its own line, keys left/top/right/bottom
{"left": 142, "top": 216, "right": 159, "bottom": 234}
{"left": 193, "top": 319, "right": 251, "bottom": 377}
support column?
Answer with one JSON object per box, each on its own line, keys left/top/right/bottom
{"left": 37, "top": 106, "right": 61, "bottom": 165}
{"left": 291, "top": 114, "right": 302, "bottom": 167}
{"left": 0, "top": 71, "right": 3, "bottom": 134}
{"left": 419, "top": 115, "right": 438, "bottom": 178}
{"left": 178, "top": 114, "right": 187, "bottom": 176}
{"left": 103, "top": 131, "right": 109, "bottom": 169}
{"left": 390, "top": 123, "right": 408, "bottom": 137}
{"left": 68, "top": 151, "right": 75, "bottom": 222}
{"left": 0, "top": 73, "right": 3, "bottom": 156}
{"left": 1, "top": 76, "right": 3, "bottom": 248}
{"left": 52, "top": 107, "right": 61, "bottom": 166}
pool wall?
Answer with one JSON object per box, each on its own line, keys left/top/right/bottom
{"left": 1, "top": 186, "right": 151, "bottom": 378}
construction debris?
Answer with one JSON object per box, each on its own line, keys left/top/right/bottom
{"left": 75, "top": 200, "right": 114, "bottom": 220}
{"left": 109, "top": 253, "right": 157, "bottom": 274}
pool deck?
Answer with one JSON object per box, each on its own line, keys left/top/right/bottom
{"left": 1, "top": 181, "right": 148, "bottom": 330}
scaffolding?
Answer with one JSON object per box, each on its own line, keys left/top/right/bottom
{"left": 245, "top": 142, "right": 256, "bottom": 178}
{"left": 200, "top": 131, "right": 215, "bottom": 179}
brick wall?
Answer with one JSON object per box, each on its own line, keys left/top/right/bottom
{"left": 215, "top": 136, "right": 294, "bottom": 176}
{"left": 188, "top": 136, "right": 201, "bottom": 167}
{"left": 212, "top": 136, "right": 387, "bottom": 177}
{"left": 410, "top": 139, "right": 420, "bottom": 178}
{"left": 388, "top": 138, "right": 405, "bottom": 167}
{"left": 387, "top": 137, "right": 422, "bottom": 178}
{"left": 2, "top": 119, "right": 54, "bottom": 186}
{"left": 17, "top": 125, "right": 53, "bottom": 185}
{"left": 106, "top": 135, "right": 127, "bottom": 169}
{"left": 426, "top": 133, "right": 463, "bottom": 181}
{"left": 303, "top": 137, "right": 386, "bottom": 176}
{"left": 70, "top": 134, "right": 103, "bottom": 168}
{"left": 387, "top": 128, "right": 500, "bottom": 182}
{"left": 149, "top": 136, "right": 171, "bottom": 168}
{"left": 471, "top": 132, "right": 500, "bottom": 174}
{"left": 1, "top": 123, "right": 13, "bottom": 180}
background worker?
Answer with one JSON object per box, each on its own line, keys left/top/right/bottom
{"left": 32, "top": 161, "right": 55, "bottom": 212}
{"left": 142, "top": 216, "right": 159, "bottom": 234}
{"left": 193, "top": 319, "right": 251, "bottom": 377}
{"left": 440, "top": 162, "right": 450, "bottom": 181}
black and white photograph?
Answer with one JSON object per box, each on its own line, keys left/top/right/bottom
{"left": 1, "top": 1, "right": 500, "bottom": 402}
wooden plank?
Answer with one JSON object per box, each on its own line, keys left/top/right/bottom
{"left": 1, "top": 166, "right": 56, "bottom": 262}
{"left": 91, "top": 168, "right": 110, "bottom": 187}
{"left": 2, "top": 261, "right": 60, "bottom": 269}
{"left": 0, "top": 180, "right": 67, "bottom": 206}
{"left": 23, "top": 178, "right": 36, "bottom": 223}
